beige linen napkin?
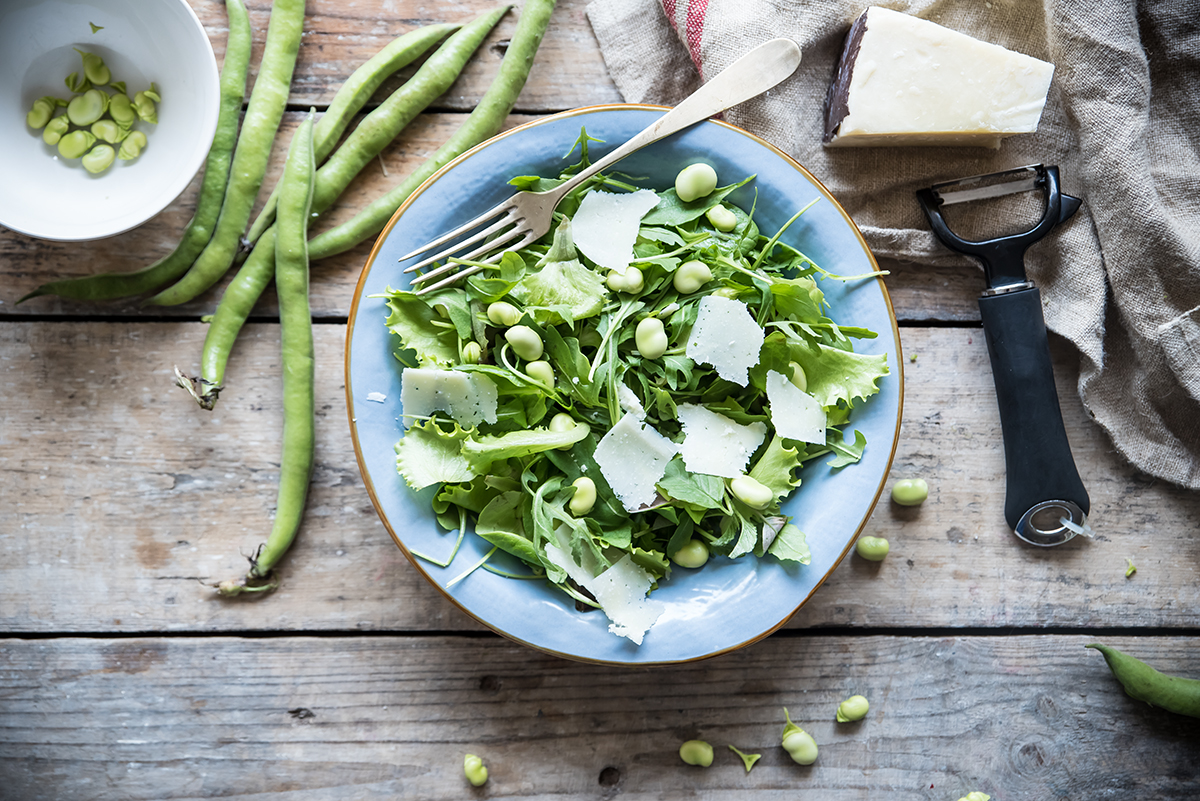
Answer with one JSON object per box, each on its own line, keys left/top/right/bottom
{"left": 587, "top": 0, "right": 1200, "bottom": 489}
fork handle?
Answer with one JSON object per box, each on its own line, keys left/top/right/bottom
{"left": 551, "top": 38, "right": 802, "bottom": 200}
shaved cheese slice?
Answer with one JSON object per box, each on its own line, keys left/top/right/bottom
{"left": 400, "top": 368, "right": 498, "bottom": 429}
{"left": 571, "top": 189, "right": 660, "bottom": 275}
{"left": 616, "top": 381, "right": 646, "bottom": 421}
{"left": 685, "top": 295, "right": 765, "bottom": 386}
{"left": 594, "top": 414, "right": 678, "bottom": 510}
{"left": 543, "top": 546, "right": 665, "bottom": 645}
{"left": 677, "top": 403, "right": 767, "bottom": 478}
{"left": 766, "top": 370, "right": 826, "bottom": 444}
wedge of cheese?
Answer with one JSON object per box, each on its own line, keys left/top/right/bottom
{"left": 823, "top": 6, "right": 1054, "bottom": 148}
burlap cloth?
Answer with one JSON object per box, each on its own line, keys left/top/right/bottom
{"left": 586, "top": 0, "right": 1200, "bottom": 489}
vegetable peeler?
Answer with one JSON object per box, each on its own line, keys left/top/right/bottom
{"left": 916, "top": 164, "right": 1089, "bottom": 546}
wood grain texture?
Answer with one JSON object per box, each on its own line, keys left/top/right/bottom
{"left": 2, "top": 322, "right": 1196, "bottom": 634}
{"left": 1, "top": 634, "right": 1197, "bottom": 800}
{"left": 192, "top": 0, "right": 621, "bottom": 112}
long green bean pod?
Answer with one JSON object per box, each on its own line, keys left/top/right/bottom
{"left": 244, "top": 20, "right": 461, "bottom": 247}
{"left": 17, "top": 0, "right": 252, "bottom": 304}
{"left": 1087, "top": 643, "right": 1200, "bottom": 718}
{"left": 216, "top": 110, "right": 316, "bottom": 596}
{"left": 180, "top": 7, "right": 509, "bottom": 410}
{"left": 147, "top": 0, "right": 305, "bottom": 307}
{"left": 307, "top": 0, "right": 557, "bottom": 260}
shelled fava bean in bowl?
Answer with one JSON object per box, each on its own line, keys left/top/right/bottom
{"left": 346, "top": 105, "right": 904, "bottom": 666}
{"left": 0, "top": 0, "right": 219, "bottom": 241}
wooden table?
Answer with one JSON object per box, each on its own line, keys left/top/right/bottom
{"left": 3, "top": 2, "right": 1198, "bottom": 798}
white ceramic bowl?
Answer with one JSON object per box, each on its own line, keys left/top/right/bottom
{"left": 0, "top": 0, "right": 220, "bottom": 241}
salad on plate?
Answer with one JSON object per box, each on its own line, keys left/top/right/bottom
{"left": 379, "top": 131, "right": 889, "bottom": 645}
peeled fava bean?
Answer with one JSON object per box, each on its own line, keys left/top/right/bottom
{"left": 91, "top": 119, "right": 128, "bottom": 144}
{"left": 133, "top": 86, "right": 160, "bottom": 124}
{"left": 66, "top": 88, "right": 109, "bottom": 127}
{"left": 671, "top": 539, "right": 709, "bottom": 569}
{"left": 836, "top": 694, "right": 869, "bottom": 722}
{"left": 705, "top": 204, "right": 738, "bottom": 232}
{"left": 679, "top": 739, "right": 714, "bottom": 767}
{"left": 108, "top": 93, "right": 136, "bottom": 126}
{"left": 58, "top": 130, "right": 97, "bottom": 160}
{"left": 855, "top": 535, "right": 889, "bottom": 561}
{"left": 781, "top": 708, "right": 817, "bottom": 765}
{"left": 891, "top": 477, "right": 928, "bottom": 506}
{"left": 674, "top": 162, "right": 718, "bottom": 202}
{"left": 26, "top": 97, "right": 58, "bottom": 129}
{"left": 635, "top": 317, "right": 668, "bottom": 360}
{"left": 82, "top": 144, "right": 116, "bottom": 174}
{"left": 118, "top": 130, "right": 148, "bottom": 161}
{"left": 77, "top": 49, "right": 111, "bottom": 85}
{"left": 42, "top": 114, "right": 70, "bottom": 145}
{"left": 673, "top": 260, "right": 712, "bottom": 294}
{"left": 569, "top": 477, "right": 597, "bottom": 516}
{"left": 463, "top": 754, "right": 488, "bottom": 787}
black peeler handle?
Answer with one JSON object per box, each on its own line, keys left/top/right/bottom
{"left": 978, "top": 286, "right": 1089, "bottom": 531}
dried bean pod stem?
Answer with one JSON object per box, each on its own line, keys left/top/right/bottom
{"left": 307, "top": 0, "right": 557, "bottom": 260}
{"left": 185, "top": 7, "right": 509, "bottom": 409}
{"left": 217, "top": 110, "right": 316, "bottom": 595}
{"left": 244, "top": 20, "right": 461, "bottom": 246}
{"left": 17, "top": 0, "right": 252, "bottom": 304}
{"left": 147, "top": 0, "right": 305, "bottom": 307}
{"left": 1087, "top": 643, "right": 1200, "bottom": 718}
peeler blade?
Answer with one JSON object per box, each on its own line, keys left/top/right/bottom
{"left": 928, "top": 164, "right": 1042, "bottom": 206}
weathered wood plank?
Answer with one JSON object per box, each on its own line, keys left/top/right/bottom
{"left": 0, "top": 111, "right": 983, "bottom": 324}
{"left": 192, "top": 0, "right": 621, "bottom": 113}
{"left": 2, "top": 322, "right": 1196, "bottom": 634}
{"left": 1, "top": 634, "right": 1197, "bottom": 799}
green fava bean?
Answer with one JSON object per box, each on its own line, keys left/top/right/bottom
{"left": 673, "top": 260, "right": 712, "bottom": 294}
{"left": 463, "top": 754, "right": 488, "bottom": 786}
{"left": 526, "top": 359, "right": 554, "bottom": 388}
{"left": 58, "top": 130, "right": 97, "bottom": 160}
{"left": 42, "top": 115, "right": 70, "bottom": 145}
{"left": 108, "top": 93, "right": 136, "bottom": 126}
{"left": 26, "top": 97, "right": 57, "bottom": 129}
{"left": 679, "top": 739, "right": 714, "bottom": 767}
{"left": 505, "top": 325, "right": 543, "bottom": 361}
{"left": 671, "top": 539, "right": 709, "bottom": 569}
{"left": 836, "top": 695, "right": 869, "bottom": 722}
{"left": 76, "top": 48, "right": 111, "bottom": 85}
{"left": 731, "top": 474, "right": 773, "bottom": 510}
{"left": 91, "top": 119, "right": 127, "bottom": 144}
{"left": 891, "top": 477, "right": 928, "bottom": 506}
{"left": 118, "top": 130, "right": 148, "bottom": 160}
{"left": 855, "top": 535, "right": 889, "bottom": 561}
{"left": 67, "top": 88, "right": 109, "bottom": 126}
{"left": 82, "top": 144, "right": 116, "bottom": 174}
{"left": 133, "top": 89, "right": 158, "bottom": 124}
{"left": 781, "top": 708, "right": 817, "bottom": 765}
{"left": 487, "top": 300, "right": 522, "bottom": 327}
{"left": 569, "top": 477, "right": 597, "bottom": 516}
{"left": 705, "top": 204, "right": 738, "bottom": 232}
{"left": 635, "top": 317, "right": 668, "bottom": 360}
{"left": 674, "top": 162, "right": 718, "bottom": 202}
{"left": 461, "top": 341, "right": 482, "bottom": 364}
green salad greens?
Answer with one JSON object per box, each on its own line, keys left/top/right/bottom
{"left": 379, "top": 130, "right": 889, "bottom": 644}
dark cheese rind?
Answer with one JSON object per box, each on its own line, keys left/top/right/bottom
{"left": 823, "top": 10, "right": 869, "bottom": 144}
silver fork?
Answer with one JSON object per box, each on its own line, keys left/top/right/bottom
{"left": 402, "top": 37, "right": 802, "bottom": 295}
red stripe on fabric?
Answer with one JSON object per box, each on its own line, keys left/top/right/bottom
{"left": 684, "top": 0, "right": 710, "bottom": 79}
{"left": 662, "top": 0, "right": 679, "bottom": 32}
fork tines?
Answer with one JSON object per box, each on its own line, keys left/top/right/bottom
{"left": 400, "top": 197, "right": 531, "bottom": 295}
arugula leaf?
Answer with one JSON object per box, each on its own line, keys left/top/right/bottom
{"left": 826, "top": 428, "right": 868, "bottom": 468}
{"left": 768, "top": 522, "right": 811, "bottom": 564}
{"left": 657, "top": 456, "right": 725, "bottom": 510}
{"left": 641, "top": 176, "right": 755, "bottom": 226}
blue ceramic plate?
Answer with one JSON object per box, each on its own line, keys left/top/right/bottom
{"left": 346, "top": 105, "right": 903, "bottom": 665}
